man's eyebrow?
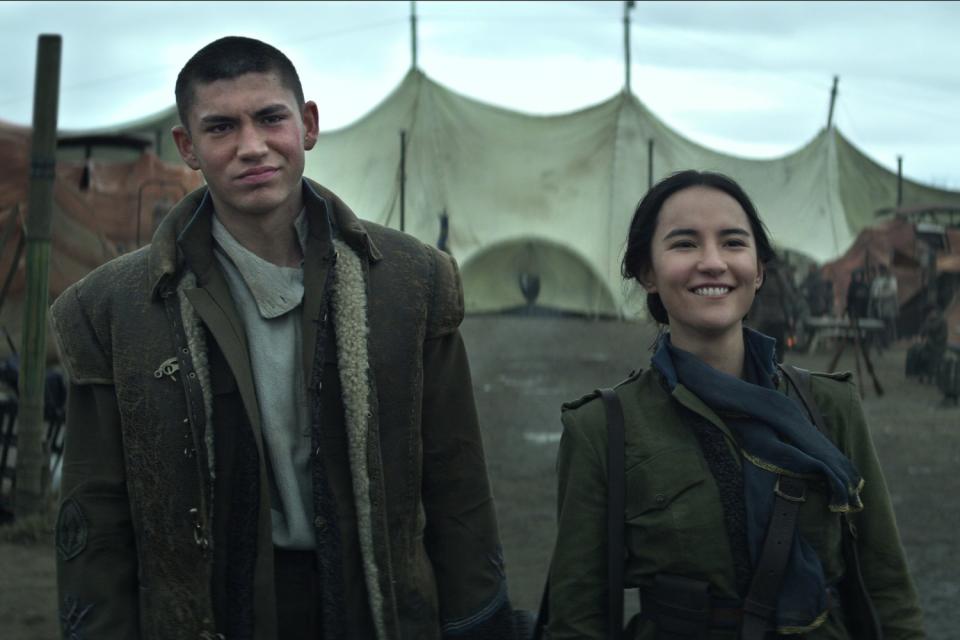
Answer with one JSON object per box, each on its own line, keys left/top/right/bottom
{"left": 198, "top": 114, "right": 236, "bottom": 126}
{"left": 197, "top": 104, "right": 291, "bottom": 126}
{"left": 253, "top": 104, "right": 291, "bottom": 118}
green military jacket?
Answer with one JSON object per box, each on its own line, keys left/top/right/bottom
{"left": 548, "top": 367, "right": 925, "bottom": 640}
{"left": 51, "top": 180, "right": 510, "bottom": 639}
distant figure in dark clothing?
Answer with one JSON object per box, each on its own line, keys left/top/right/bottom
{"left": 918, "top": 304, "right": 948, "bottom": 382}
{"left": 800, "top": 264, "right": 831, "bottom": 316}
{"left": 846, "top": 269, "right": 871, "bottom": 320}
{"left": 749, "top": 258, "right": 796, "bottom": 362}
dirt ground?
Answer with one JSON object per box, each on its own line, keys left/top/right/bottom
{"left": 1, "top": 315, "right": 957, "bottom": 639}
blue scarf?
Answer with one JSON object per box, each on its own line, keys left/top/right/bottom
{"left": 651, "top": 329, "right": 864, "bottom": 632}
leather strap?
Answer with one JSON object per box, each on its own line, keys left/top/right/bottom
{"left": 740, "top": 474, "right": 806, "bottom": 640}
{"left": 599, "top": 387, "right": 626, "bottom": 640}
{"left": 533, "top": 387, "right": 628, "bottom": 640}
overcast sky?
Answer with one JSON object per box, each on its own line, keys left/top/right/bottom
{"left": 3, "top": 0, "right": 958, "bottom": 189}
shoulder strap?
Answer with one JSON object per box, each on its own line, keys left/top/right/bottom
{"left": 598, "top": 387, "right": 626, "bottom": 640}
{"left": 739, "top": 474, "right": 806, "bottom": 639}
{"left": 533, "top": 386, "right": 628, "bottom": 640}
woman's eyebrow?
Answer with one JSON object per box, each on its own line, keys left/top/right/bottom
{"left": 662, "top": 228, "right": 697, "bottom": 239}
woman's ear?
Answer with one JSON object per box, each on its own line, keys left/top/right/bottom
{"left": 755, "top": 262, "right": 765, "bottom": 290}
{"left": 640, "top": 269, "right": 658, "bottom": 293}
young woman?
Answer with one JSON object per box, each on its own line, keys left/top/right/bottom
{"left": 547, "top": 171, "right": 925, "bottom": 639}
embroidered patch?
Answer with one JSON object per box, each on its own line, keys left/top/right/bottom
{"left": 61, "top": 595, "right": 93, "bottom": 640}
{"left": 56, "top": 499, "right": 88, "bottom": 561}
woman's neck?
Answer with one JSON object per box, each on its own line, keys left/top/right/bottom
{"left": 669, "top": 326, "right": 745, "bottom": 378}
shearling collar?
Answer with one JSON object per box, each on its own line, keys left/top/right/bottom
{"left": 148, "top": 178, "right": 381, "bottom": 300}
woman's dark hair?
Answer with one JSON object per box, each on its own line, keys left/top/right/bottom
{"left": 621, "top": 170, "right": 776, "bottom": 324}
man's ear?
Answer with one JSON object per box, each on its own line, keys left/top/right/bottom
{"left": 171, "top": 125, "right": 200, "bottom": 170}
{"left": 301, "top": 100, "right": 319, "bottom": 151}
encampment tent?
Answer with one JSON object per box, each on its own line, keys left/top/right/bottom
{"left": 51, "top": 69, "right": 960, "bottom": 317}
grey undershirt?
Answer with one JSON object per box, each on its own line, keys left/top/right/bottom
{"left": 212, "top": 211, "right": 316, "bottom": 549}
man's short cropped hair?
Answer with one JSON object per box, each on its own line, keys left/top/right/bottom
{"left": 175, "top": 36, "right": 305, "bottom": 129}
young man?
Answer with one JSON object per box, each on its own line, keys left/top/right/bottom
{"left": 52, "top": 36, "right": 517, "bottom": 640}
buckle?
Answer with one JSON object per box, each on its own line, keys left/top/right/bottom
{"left": 774, "top": 476, "right": 806, "bottom": 503}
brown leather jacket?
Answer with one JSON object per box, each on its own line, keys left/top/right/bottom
{"left": 51, "top": 180, "right": 512, "bottom": 639}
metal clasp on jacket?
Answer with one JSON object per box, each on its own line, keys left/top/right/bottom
{"left": 154, "top": 357, "right": 180, "bottom": 382}
{"left": 189, "top": 507, "right": 210, "bottom": 553}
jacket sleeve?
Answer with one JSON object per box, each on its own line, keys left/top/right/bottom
{"left": 840, "top": 380, "right": 925, "bottom": 639}
{"left": 52, "top": 287, "right": 140, "bottom": 638}
{"left": 548, "top": 404, "right": 608, "bottom": 640}
{"left": 420, "top": 249, "right": 515, "bottom": 639}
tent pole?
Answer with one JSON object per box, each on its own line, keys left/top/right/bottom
{"left": 648, "top": 138, "right": 654, "bottom": 188}
{"left": 623, "top": 1, "right": 635, "bottom": 92}
{"left": 826, "top": 75, "right": 839, "bottom": 129}
{"left": 897, "top": 155, "right": 903, "bottom": 207}
{"left": 16, "top": 34, "right": 62, "bottom": 520}
{"left": 400, "top": 130, "right": 406, "bottom": 233}
{"left": 410, "top": 1, "right": 418, "bottom": 69}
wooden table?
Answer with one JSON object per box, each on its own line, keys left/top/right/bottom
{"left": 803, "top": 316, "right": 886, "bottom": 353}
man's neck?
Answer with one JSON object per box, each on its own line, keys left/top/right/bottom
{"left": 213, "top": 202, "right": 303, "bottom": 268}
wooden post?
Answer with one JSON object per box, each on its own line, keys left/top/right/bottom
{"left": 15, "top": 34, "right": 62, "bottom": 519}
{"left": 623, "top": 1, "right": 635, "bottom": 91}
{"left": 400, "top": 130, "right": 407, "bottom": 233}
{"left": 897, "top": 155, "right": 903, "bottom": 207}
{"left": 826, "top": 75, "right": 839, "bottom": 129}
{"left": 410, "top": 1, "right": 418, "bottom": 69}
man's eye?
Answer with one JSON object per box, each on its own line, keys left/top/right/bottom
{"left": 206, "top": 123, "right": 231, "bottom": 134}
{"left": 263, "top": 114, "right": 285, "bottom": 124}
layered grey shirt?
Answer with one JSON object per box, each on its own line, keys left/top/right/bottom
{"left": 212, "top": 211, "right": 315, "bottom": 549}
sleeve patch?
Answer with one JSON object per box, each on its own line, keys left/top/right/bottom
{"left": 56, "top": 498, "right": 88, "bottom": 561}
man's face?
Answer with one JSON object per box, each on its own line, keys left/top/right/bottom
{"left": 172, "top": 71, "right": 318, "bottom": 222}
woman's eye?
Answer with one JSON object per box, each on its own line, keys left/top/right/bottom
{"left": 670, "top": 241, "right": 695, "bottom": 249}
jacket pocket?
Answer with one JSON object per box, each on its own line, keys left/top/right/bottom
{"left": 624, "top": 448, "right": 713, "bottom": 571}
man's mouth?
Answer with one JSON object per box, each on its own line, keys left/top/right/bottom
{"left": 692, "top": 286, "right": 732, "bottom": 297}
{"left": 236, "top": 167, "right": 278, "bottom": 183}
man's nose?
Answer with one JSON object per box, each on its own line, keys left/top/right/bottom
{"left": 237, "top": 124, "right": 268, "bottom": 158}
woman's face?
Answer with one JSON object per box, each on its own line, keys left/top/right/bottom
{"left": 643, "top": 185, "right": 764, "bottom": 347}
